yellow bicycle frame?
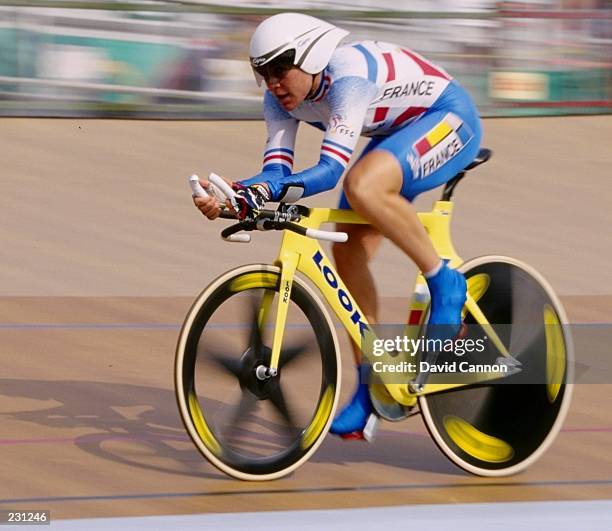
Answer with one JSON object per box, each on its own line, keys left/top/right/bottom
{"left": 264, "top": 200, "right": 512, "bottom": 407}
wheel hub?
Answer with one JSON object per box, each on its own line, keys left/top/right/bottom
{"left": 237, "top": 346, "right": 278, "bottom": 399}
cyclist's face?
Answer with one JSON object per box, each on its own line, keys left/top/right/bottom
{"left": 262, "top": 66, "right": 315, "bottom": 111}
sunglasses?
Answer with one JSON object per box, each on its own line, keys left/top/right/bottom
{"left": 252, "top": 49, "right": 296, "bottom": 81}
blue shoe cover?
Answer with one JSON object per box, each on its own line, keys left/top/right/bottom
{"left": 329, "top": 365, "right": 373, "bottom": 435}
{"left": 425, "top": 262, "right": 467, "bottom": 334}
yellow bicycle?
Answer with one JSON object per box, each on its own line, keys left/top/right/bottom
{"left": 175, "top": 148, "right": 573, "bottom": 480}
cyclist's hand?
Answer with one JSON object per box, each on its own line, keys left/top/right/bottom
{"left": 230, "top": 183, "right": 271, "bottom": 221}
{"left": 192, "top": 178, "right": 224, "bottom": 220}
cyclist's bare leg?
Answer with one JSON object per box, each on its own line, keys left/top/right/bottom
{"left": 344, "top": 148, "right": 467, "bottom": 330}
{"left": 342, "top": 150, "right": 440, "bottom": 273}
{"left": 332, "top": 224, "right": 383, "bottom": 365}
{"left": 329, "top": 224, "right": 385, "bottom": 436}
{"left": 331, "top": 150, "right": 467, "bottom": 437}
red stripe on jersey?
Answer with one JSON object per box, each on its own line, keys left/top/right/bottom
{"left": 313, "top": 84, "right": 329, "bottom": 103}
{"left": 400, "top": 48, "right": 450, "bottom": 80}
{"left": 392, "top": 106, "right": 427, "bottom": 128}
{"left": 311, "top": 74, "right": 332, "bottom": 102}
{"left": 321, "top": 146, "right": 350, "bottom": 163}
{"left": 263, "top": 154, "right": 293, "bottom": 164}
{"left": 383, "top": 52, "right": 396, "bottom": 82}
{"left": 374, "top": 107, "right": 389, "bottom": 122}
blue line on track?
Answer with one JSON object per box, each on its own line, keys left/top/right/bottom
{"left": 2, "top": 478, "right": 612, "bottom": 505}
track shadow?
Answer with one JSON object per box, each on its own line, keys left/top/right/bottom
{"left": 0, "top": 378, "right": 223, "bottom": 480}
{"left": 315, "top": 426, "right": 464, "bottom": 476}
{"left": 0, "top": 378, "right": 462, "bottom": 480}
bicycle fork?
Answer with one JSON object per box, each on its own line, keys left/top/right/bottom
{"left": 255, "top": 250, "right": 300, "bottom": 378}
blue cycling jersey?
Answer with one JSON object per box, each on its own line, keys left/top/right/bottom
{"left": 241, "top": 40, "right": 481, "bottom": 203}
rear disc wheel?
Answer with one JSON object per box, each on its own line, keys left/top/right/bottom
{"left": 419, "top": 256, "right": 573, "bottom": 476}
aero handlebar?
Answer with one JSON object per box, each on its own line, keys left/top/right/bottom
{"left": 189, "top": 173, "right": 348, "bottom": 244}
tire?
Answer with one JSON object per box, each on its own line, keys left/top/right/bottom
{"left": 418, "top": 256, "right": 574, "bottom": 476}
{"left": 175, "top": 264, "right": 341, "bottom": 481}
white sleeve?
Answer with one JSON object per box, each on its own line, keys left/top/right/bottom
{"left": 319, "top": 76, "right": 378, "bottom": 170}
{"left": 261, "top": 90, "right": 299, "bottom": 172}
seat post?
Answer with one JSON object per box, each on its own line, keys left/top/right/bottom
{"left": 441, "top": 172, "right": 465, "bottom": 201}
{"left": 440, "top": 148, "right": 492, "bottom": 201}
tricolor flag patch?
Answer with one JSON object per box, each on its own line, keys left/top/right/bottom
{"left": 320, "top": 139, "right": 353, "bottom": 167}
{"left": 412, "top": 113, "right": 471, "bottom": 178}
{"left": 263, "top": 147, "right": 294, "bottom": 171}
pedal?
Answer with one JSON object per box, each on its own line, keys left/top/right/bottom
{"left": 362, "top": 414, "right": 380, "bottom": 443}
{"left": 496, "top": 355, "right": 523, "bottom": 376}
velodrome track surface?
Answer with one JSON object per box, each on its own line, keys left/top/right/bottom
{"left": 1, "top": 116, "right": 611, "bottom": 522}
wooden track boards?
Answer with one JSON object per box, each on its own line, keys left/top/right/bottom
{"left": 1, "top": 117, "right": 611, "bottom": 519}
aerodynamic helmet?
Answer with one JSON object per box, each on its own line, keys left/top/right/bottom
{"left": 249, "top": 13, "right": 349, "bottom": 86}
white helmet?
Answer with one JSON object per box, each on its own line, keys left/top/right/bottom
{"left": 249, "top": 13, "right": 349, "bottom": 86}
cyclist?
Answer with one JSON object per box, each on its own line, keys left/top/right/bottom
{"left": 194, "top": 13, "right": 482, "bottom": 440}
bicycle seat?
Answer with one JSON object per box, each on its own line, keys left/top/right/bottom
{"left": 441, "top": 148, "right": 492, "bottom": 200}
{"left": 464, "top": 148, "right": 492, "bottom": 171}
